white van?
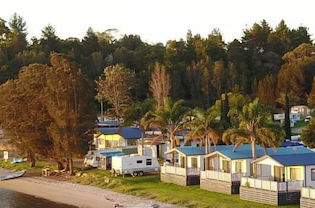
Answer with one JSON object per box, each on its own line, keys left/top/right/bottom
{"left": 111, "top": 154, "right": 160, "bottom": 176}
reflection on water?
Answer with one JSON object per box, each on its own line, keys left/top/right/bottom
{"left": 0, "top": 188, "right": 77, "bottom": 208}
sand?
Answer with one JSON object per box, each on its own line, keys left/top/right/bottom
{"left": 0, "top": 173, "right": 181, "bottom": 208}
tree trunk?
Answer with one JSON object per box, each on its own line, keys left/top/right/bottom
{"left": 284, "top": 93, "right": 291, "bottom": 140}
{"left": 205, "top": 136, "right": 208, "bottom": 155}
{"left": 56, "top": 160, "right": 64, "bottom": 170}
{"left": 65, "top": 157, "right": 70, "bottom": 171}
{"left": 69, "top": 155, "right": 74, "bottom": 175}
{"left": 29, "top": 152, "right": 36, "bottom": 168}
{"left": 251, "top": 138, "right": 257, "bottom": 159}
{"left": 262, "top": 146, "right": 268, "bottom": 155}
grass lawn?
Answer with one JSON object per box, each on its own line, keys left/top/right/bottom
{"left": 0, "top": 161, "right": 299, "bottom": 208}
{"left": 72, "top": 169, "right": 299, "bottom": 208}
{"left": 293, "top": 120, "right": 308, "bottom": 128}
{"left": 0, "top": 160, "right": 54, "bottom": 173}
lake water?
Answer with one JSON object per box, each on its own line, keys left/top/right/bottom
{"left": 0, "top": 188, "right": 77, "bottom": 208}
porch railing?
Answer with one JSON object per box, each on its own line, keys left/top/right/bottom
{"left": 241, "top": 177, "right": 304, "bottom": 191}
{"left": 301, "top": 187, "right": 315, "bottom": 199}
{"left": 200, "top": 170, "right": 243, "bottom": 182}
{"left": 161, "top": 165, "right": 200, "bottom": 176}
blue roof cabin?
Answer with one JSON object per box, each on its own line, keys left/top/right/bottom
{"left": 161, "top": 145, "right": 231, "bottom": 186}
{"left": 94, "top": 127, "right": 141, "bottom": 150}
{"left": 239, "top": 150, "right": 315, "bottom": 206}
{"left": 200, "top": 145, "right": 314, "bottom": 195}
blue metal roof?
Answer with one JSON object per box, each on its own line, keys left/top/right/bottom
{"left": 100, "top": 151, "right": 125, "bottom": 157}
{"left": 270, "top": 153, "right": 315, "bottom": 166}
{"left": 281, "top": 141, "right": 304, "bottom": 147}
{"left": 96, "top": 127, "right": 141, "bottom": 139}
{"left": 175, "top": 145, "right": 242, "bottom": 156}
{"left": 211, "top": 145, "right": 313, "bottom": 160}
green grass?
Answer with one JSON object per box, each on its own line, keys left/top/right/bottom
{"left": 0, "top": 160, "right": 55, "bottom": 172}
{"left": 0, "top": 162, "right": 299, "bottom": 208}
{"left": 72, "top": 169, "right": 299, "bottom": 208}
{"left": 293, "top": 120, "right": 308, "bottom": 128}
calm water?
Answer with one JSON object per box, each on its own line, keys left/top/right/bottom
{"left": 0, "top": 188, "right": 77, "bottom": 208}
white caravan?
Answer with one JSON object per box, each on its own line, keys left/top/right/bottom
{"left": 111, "top": 154, "right": 160, "bottom": 176}
{"left": 84, "top": 150, "right": 122, "bottom": 168}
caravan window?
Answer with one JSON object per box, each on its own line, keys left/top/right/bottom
{"left": 146, "top": 159, "right": 152, "bottom": 165}
{"left": 137, "top": 160, "right": 142, "bottom": 164}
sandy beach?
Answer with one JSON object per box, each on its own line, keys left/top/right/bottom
{"left": 0, "top": 171, "right": 180, "bottom": 208}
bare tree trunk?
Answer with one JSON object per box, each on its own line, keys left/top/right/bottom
{"left": 208, "top": 138, "right": 212, "bottom": 154}
{"left": 69, "top": 155, "right": 74, "bottom": 175}
{"left": 263, "top": 146, "right": 268, "bottom": 155}
{"left": 65, "top": 157, "right": 70, "bottom": 171}
{"left": 205, "top": 136, "right": 208, "bottom": 155}
{"left": 56, "top": 160, "right": 64, "bottom": 170}
{"left": 28, "top": 152, "right": 36, "bottom": 168}
{"left": 251, "top": 137, "right": 257, "bottom": 159}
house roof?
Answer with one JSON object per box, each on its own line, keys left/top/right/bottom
{"left": 206, "top": 145, "right": 313, "bottom": 160}
{"left": 96, "top": 127, "right": 141, "bottom": 139}
{"left": 167, "top": 145, "right": 237, "bottom": 156}
{"left": 266, "top": 153, "right": 315, "bottom": 166}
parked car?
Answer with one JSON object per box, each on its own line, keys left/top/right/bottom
{"left": 111, "top": 154, "right": 160, "bottom": 176}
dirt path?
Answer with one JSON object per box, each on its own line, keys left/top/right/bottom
{"left": 0, "top": 175, "right": 181, "bottom": 208}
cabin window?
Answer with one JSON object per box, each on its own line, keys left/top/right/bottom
{"left": 256, "top": 164, "right": 262, "bottom": 177}
{"left": 222, "top": 160, "right": 230, "bottom": 173}
{"left": 146, "top": 159, "right": 152, "bottom": 166}
{"left": 311, "top": 169, "right": 315, "bottom": 181}
{"left": 136, "top": 160, "right": 142, "bottom": 164}
{"left": 208, "top": 158, "right": 215, "bottom": 170}
{"left": 191, "top": 157, "right": 198, "bottom": 168}
{"left": 234, "top": 161, "right": 242, "bottom": 173}
{"left": 290, "top": 168, "right": 301, "bottom": 180}
{"left": 274, "top": 166, "right": 284, "bottom": 182}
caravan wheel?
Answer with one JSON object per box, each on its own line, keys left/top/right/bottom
{"left": 138, "top": 171, "right": 144, "bottom": 176}
{"left": 132, "top": 172, "right": 138, "bottom": 177}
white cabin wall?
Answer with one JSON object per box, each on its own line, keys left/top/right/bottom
{"left": 199, "top": 155, "right": 204, "bottom": 170}
{"left": 256, "top": 158, "right": 283, "bottom": 178}
{"left": 244, "top": 159, "right": 252, "bottom": 176}
{"left": 305, "top": 165, "right": 315, "bottom": 188}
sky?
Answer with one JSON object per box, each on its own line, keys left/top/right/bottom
{"left": 1, "top": 0, "right": 315, "bottom": 44}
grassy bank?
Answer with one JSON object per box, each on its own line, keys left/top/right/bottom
{"left": 0, "top": 160, "right": 54, "bottom": 172}
{"left": 72, "top": 169, "right": 298, "bottom": 208}
{"left": 0, "top": 161, "right": 298, "bottom": 208}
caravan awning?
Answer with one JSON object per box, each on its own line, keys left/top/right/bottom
{"left": 100, "top": 151, "right": 125, "bottom": 158}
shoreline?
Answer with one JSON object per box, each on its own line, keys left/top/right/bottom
{"left": 0, "top": 173, "right": 179, "bottom": 208}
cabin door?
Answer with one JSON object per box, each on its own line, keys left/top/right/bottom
{"left": 274, "top": 166, "right": 284, "bottom": 182}
{"left": 180, "top": 156, "right": 186, "bottom": 168}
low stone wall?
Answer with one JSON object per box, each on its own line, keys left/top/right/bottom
{"left": 240, "top": 186, "right": 300, "bottom": 206}
{"left": 300, "top": 197, "right": 315, "bottom": 208}
{"left": 200, "top": 178, "right": 240, "bottom": 195}
{"left": 160, "top": 173, "right": 200, "bottom": 186}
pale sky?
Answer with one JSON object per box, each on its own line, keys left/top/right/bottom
{"left": 1, "top": 0, "right": 315, "bottom": 44}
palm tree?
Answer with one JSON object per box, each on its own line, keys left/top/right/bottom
{"left": 125, "top": 98, "right": 155, "bottom": 155}
{"left": 223, "top": 98, "right": 284, "bottom": 159}
{"left": 184, "top": 107, "right": 221, "bottom": 154}
{"left": 141, "top": 98, "right": 190, "bottom": 149}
